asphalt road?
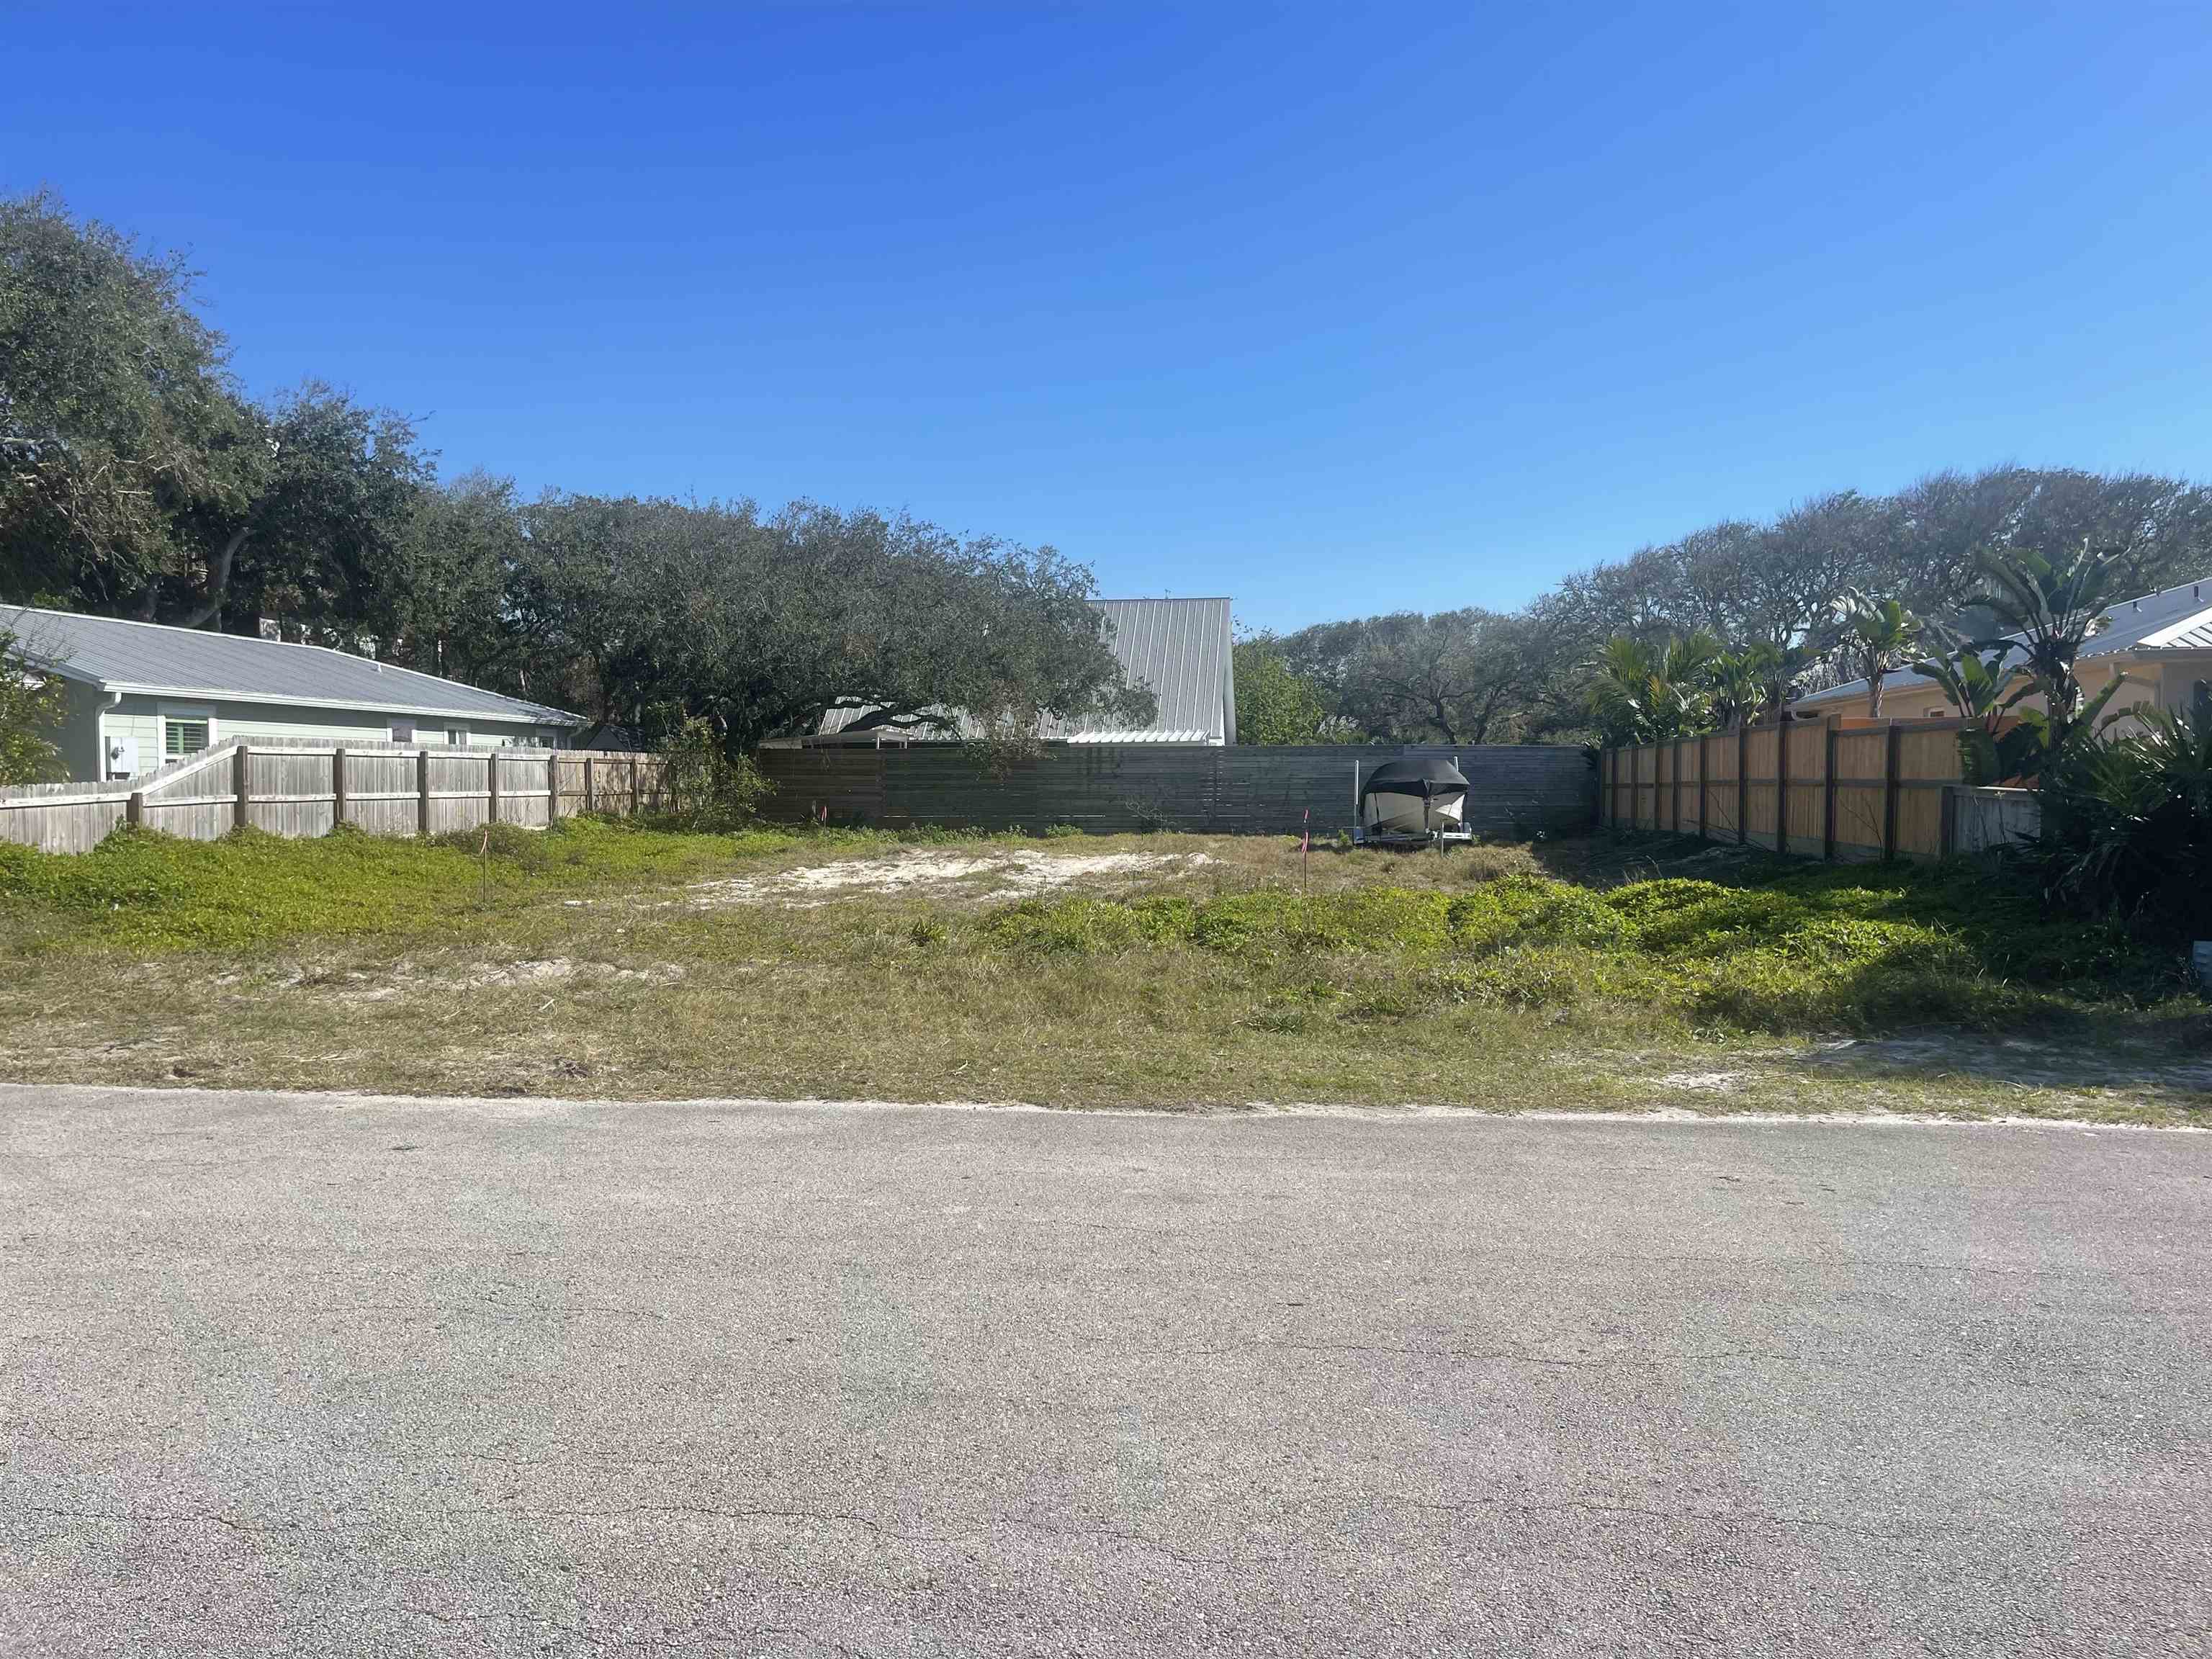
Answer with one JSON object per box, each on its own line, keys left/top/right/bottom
{"left": 4, "top": 1086, "right": 2210, "bottom": 1658}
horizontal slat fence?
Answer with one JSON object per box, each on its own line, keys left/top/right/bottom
{"left": 0, "top": 738, "right": 667, "bottom": 855}
{"left": 1599, "top": 718, "right": 2039, "bottom": 861}
{"left": 755, "top": 743, "right": 1596, "bottom": 837}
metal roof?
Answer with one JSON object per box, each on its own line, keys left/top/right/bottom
{"left": 817, "top": 596, "right": 1236, "bottom": 745}
{"left": 1797, "top": 575, "right": 2212, "bottom": 707}
{"left": 1, "top": 606, "right": 583, "bottom": 725}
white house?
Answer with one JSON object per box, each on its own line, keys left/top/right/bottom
{"left": 4, "top": 606, "right": 584, "bottom": 782}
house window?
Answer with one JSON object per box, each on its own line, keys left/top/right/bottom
{"left": 162, "top": 714, "right": 212, "bottom": 759}
{"left": 391, "top": 721, "right": 415, "bottom": 744}
{"left": 445, "top": 727, "right": 469, "bottom": 747}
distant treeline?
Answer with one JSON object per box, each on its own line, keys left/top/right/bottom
{"left": 1236, "top": 466, "right": 2211, "bottom": 747}
{"left": 9, "top": 192, "right": 2205, "bottom": 760}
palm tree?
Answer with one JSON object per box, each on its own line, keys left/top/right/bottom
{"left": 1707, "top": 647, "right": 1766, "bottom": 730}
{"left": 1588, "top": 631, "right": 1721, "bottom": 745}
{"left": 1969, "top": 541, "right": 2128, "bottom": 755}
{"left": 1752, "top": 641, "right": 1817, "bottom": 724}
{"left": 1833, "top": 593, "right": 1921, "bottom": 720}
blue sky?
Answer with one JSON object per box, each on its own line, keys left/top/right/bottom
{"left": 9, "top": 4, "right": 2210, "bottom": 631}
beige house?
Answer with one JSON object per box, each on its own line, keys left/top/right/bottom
{"left": 1792, "top": 575, "right": 2212, "bottom": 729}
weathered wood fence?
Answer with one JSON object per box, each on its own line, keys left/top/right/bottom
{"left": 755, "top": 742, "right": 1596, "bottom": 837}
{"left": 0, "top": 738, "right": 670, "bottom": 855}
{"left": 1598, "top": 718, "right": 2039, "bottom": 861}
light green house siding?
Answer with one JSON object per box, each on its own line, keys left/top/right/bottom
{"left": 76, "top": 694, "right": 569, "bottom": 782}
{"left": 8, "top": 605, "right": 585, "bottom": 782}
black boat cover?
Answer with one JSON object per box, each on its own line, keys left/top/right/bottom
{"left": 1357, "top": 755, "right": 1472, "bottom": 803}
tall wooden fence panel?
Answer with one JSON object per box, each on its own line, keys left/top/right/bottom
{"left": 755, "top": 743, "right": 1596, "bottom": 837}
{"left": 1596, "top": 717, "right": 2039, "bottom": 863}
{"left": 0, "top": 738, "right": 662, "bottom": 855}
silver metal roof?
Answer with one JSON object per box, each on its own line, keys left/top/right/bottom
{"left": 817, "top": 596, "right": 1236, "bottom": 745}
{"left": 1, "top": 606, "right": 583, "bottom": 725}
{"left": 1797, "top": 575, "right": 2212, "bottom": 706}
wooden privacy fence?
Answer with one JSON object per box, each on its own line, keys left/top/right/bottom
{"left": 0, "top": 737, "right": 671, "bottom": 855}
{"left": 1598, "top": 718, "right": 2038, "bottom": 862}
{"left": 755, "top": 742, "right": 1596, "bottom": 837}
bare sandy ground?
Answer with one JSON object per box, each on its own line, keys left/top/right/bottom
{"left": 682, "top": 846, "right": 1214, "bottom": 907}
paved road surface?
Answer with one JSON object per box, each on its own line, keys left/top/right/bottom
{"left": 4, "top": 1086, "right": 2210, "bottom": 1657}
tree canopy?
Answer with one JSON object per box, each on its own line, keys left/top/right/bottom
{"left": 1232, "top": 637, "right": 1336, "bottom": 745}
{"left": 0, "top": 192, "right": 1143, "bottom": 755}
{"left": 9, "top": 190, "right": 2211, "bottom": 762}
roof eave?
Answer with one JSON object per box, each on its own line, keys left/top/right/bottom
{"left": 95, "top": 681, "right": 585, "bottom": 726}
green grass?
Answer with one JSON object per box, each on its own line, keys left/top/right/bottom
{"left": 0, "top": 817, "right": 1009, "bottom": 950}
{"left": 0, "top": 822, "right": 2203, "bottom": 1120}
{"left": 976, "top": 861, "right": 2174, "bottom": 1037}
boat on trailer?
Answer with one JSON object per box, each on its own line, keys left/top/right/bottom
{"left": 1352, "top": 755, "right": 1475, "bottom": 847}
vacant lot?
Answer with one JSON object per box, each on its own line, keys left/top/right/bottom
{"left": 1, "top": 819, "right": 2206, "bottom": 1120}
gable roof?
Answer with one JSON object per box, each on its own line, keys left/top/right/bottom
{"left": 1796, "top": 575, "right": 2212, "bottom": 708}
{"left": 1, "top": 606, "right": 583, "bottom": 726}
{"left": 816, "top": 595, "right": 1237, "bottom": 744}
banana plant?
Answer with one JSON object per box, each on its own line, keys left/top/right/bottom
{"left": 1967, "top": 540, "right": 2125, "bottom": 755}
{"left": 1833, "top": 593, "right": 1922, "bottom": 719}
{"left": 1707, "top": 647, "right": 1767, "bottom": 730}
{"left": 1909, "top": 638, "right": 2032, "bottom": 784}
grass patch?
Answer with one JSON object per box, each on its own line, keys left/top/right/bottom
{"left": 0, "top": 824, "right": 2203, "bottom": 1120}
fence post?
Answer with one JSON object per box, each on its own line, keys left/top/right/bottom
{"left": 631, "top": 755, "right": 642, "bottom": 815}
{"left": 127, "top": 790, "right": 144, "bottom": 829}
{"left": 1821, "top": 719, "right": 1837, "bottom": 862}
{"left": 585, "top": 755, "right": 595, "bottom": 814}
{"left": 333, "top": 747, "right": 349, "bottom": 828}
{"left": 487, "top": 750, "right": 501, "bottom": 827}
{"left": 1736, "top": 724, "right": 1749, "bottom": 845}
{"left": 418, "top": 749, "right": 432, "bottom": 836}
{"left": 233, "top": 742, "right": 251, "bottom": 832}
{"left": 548, "top": 751, "right": 559, "bottom": 824}
{"left": 1774, "top": 720, "right": 1789, "bottom": 857}
{"left": 1697, "top": 735, "right": 1709, "bottom": 840}
{"left": 1881, "top": 721, "right": 1902, "bottom": 861}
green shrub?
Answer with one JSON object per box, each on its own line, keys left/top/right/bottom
{"left": 2035, "top": 687, "right": 2212, "bottom": 939}
{"left": 1040, "top": 823, "right": 1084, "bottom": 840}
{"left": 652, "top": 717, "right": 775, "bottom": 830}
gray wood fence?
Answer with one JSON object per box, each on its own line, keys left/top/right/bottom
{"left": 755, "top": 742, "right": 1596, "bottom": 837}
{"left": 0, "top": 739, "right": 670, "bottom": 855}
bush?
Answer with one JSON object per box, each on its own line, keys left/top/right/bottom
{"left": 2034, "top": 687, "right": 2212, "bottom": 940}
{"left": 654, "top": 717, "right": 774, "bottom": 830}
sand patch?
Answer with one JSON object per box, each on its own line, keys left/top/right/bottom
{"left": 683, "top": 848, "right": 1213, "bottom": 908}
{"left": 282, "top": 958, "right": 685, "bottom": 1002}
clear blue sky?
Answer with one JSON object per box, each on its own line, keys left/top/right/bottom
{"left": 9, "top": 4, "right": 2209, "bottom": 631}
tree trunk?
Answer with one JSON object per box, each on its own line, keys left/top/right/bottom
{"left": 176, "top": 527, "right": 251, "bottom": 629}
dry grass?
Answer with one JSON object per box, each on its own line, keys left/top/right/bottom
{"left": 1, "top": 821, "right": 2205, "bottom": 1123}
